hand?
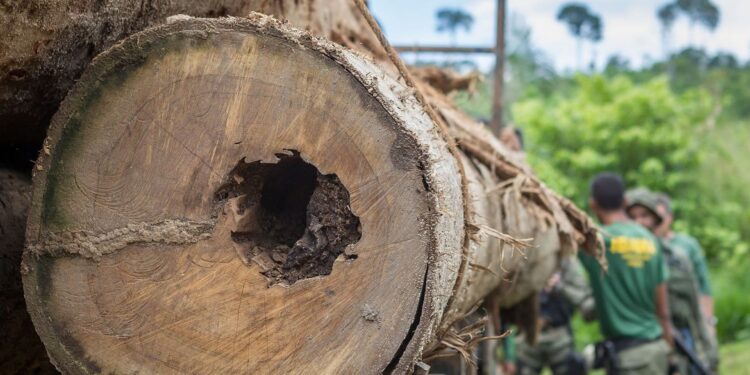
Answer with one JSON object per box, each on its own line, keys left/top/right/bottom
{"left": 667, "top": 355, "right": 680, "bottom": 375}
{"left": 502, "top": 361, "right": 517, "bottom": 375}
{"left": 545, "top": 272, "right": 561, "bottom": 292}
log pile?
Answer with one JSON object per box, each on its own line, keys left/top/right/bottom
{"left": 3, "top": 1, "right": 603, "bottom": 373}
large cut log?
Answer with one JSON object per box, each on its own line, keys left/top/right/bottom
{"left": 0, "top": 0, "right": 381, "bottom": 145}
{"left": 22, "top": 14, "right": 600, "bottom": 374}
{"left": 0, "top": 169, "right": 56, "bottom": 374}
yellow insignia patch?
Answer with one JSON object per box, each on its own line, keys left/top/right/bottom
{"left": 610, "top": 236, "right": 656, "bottom": 267}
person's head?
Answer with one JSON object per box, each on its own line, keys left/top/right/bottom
{"left": 500, "top": 126, "right": 524, "bottom": 152}
{"left": 589, "top": 173, "right": 626, "bottom": 222}
{"left": 654, "top": 192, "right": 674, "bottom": 236}
{"left": 625, "top": 188, "right": 663, "bottom": 232}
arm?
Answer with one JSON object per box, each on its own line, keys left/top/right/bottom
{"left": 700, "top": 295, "right": 716, "bottom": 337}
{"left": 686, "top": 236, "right": 715, "bottom": 325}
{"left": 692, "top": 286, "right": 714, "bottom": 365}
{"left": 655, "top": 283, "right": 674, "bottom": 347}
{"left": 560, "top": 259, "right": 597, "bottom": 321}
{"left": 692, "top": 242, "right": 715, "bottom": 331}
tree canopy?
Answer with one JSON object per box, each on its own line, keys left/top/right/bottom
{"left": 659, "top": 0, "right": 721, "bottom": 47}
{"left": 556, "top": 3, "right": 603, "bottom": 69}
{"left": 435, "top": 7, "right": 474, "bottom": 45}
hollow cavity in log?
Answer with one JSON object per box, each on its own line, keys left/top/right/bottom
{"left": 217, "top": 151, "right": 361, "bottom": 286}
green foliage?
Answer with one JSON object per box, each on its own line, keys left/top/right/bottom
{"left": 513, "top": 74, "right": 710, "bottom": 208}
{"left": 693, "top": 122, "right": 750, "bottom": 262}
{"left": 713, "top": 261, "right": 750, "bottom": 343}
{"left": 571, "top": 315, "right": 601, "bottom": 352}
{"left": 504, "top": 75, "right": 750, "bottom": 343}
{"left": 450, "top": 12, "right": 750, "bottom": 344}
{"left": 598, "top": 47, "right": 750, "bottom": 122}
{"left": 510, "top": 74, "right": 749, "bottom": 266}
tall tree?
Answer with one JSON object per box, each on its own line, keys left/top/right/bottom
{"left": 582, "top": 13, "right": 603, "bottom": 70}
{"left": 557, "top": 3, "right": 602, "bottom": 70}
{"left": 657, "top": 3, "right": 679, "bottom": 58}
{"left": 675, "top": 0, "right": 720, "bottom": 45}
{"left": 435, "top": 7, "right": 475, "bottom": 46}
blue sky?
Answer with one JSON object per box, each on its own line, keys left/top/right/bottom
{"left": 371, "top": 0, "right": 750, "bottom": 72}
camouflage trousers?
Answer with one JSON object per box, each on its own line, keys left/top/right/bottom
{"left": 516, "top": 326, "right": 574, "bottom": 375}
{"left": 611, "top": 339, "right": 671, "bottom": 375}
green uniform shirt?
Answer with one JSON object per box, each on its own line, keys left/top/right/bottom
{"left": 669, "top": 233, "right": 712, "bottom": 296}
{"left": 501, "top": 330, "right": 517, "bottom": 362}
{"left": 579, "top": 221, "right": 667, "bottom": 340}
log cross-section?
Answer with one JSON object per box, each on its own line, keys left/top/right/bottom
{"left": 23, "top": 16, "right": 466, "bottom": 374}
{"left": 21, "top": 13, "right": 601, "bottom": 374}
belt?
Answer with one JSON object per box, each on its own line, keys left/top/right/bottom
{"left": 541, "top": 322, "right": 570, "bottom": 332}
{"left": 611, "top": 337, "right": 658, "bottom": 352}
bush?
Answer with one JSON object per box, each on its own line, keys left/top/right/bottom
{"left": 511, "top": 75, "right": 749, "bottom": 263}
{"left": 713, "top": 261, "right": 750, "bottom": 343}
{"left": 513, "top": 74, "right": 710, "bottom": 205}
{"left": 691, "top": 121, "right": 750, "bottom": 262}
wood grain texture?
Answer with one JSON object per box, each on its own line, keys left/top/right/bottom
{"left": 21, "top": 15, "right": 469, "bottom": 374}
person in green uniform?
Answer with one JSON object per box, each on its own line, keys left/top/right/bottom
{"left": 578, "top": 173, "right": 672, "bottom": 375}
{"left": 653, "top": 193, "right": 719, "bottom": 371}
{"left": 626, "top": 188, "right": 713, "bottom": 374}
{"left": 653, "top": 193, "right": 716, "bottom": 336}
{"left": 500, "top": 257, "right": 594, "bottom": 375}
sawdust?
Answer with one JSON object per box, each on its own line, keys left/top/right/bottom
{"left": 25, "top": 219, "right": 215, "bottom": 260}
{"left": 361, "top": 304, "right": 382, "bottom": 323}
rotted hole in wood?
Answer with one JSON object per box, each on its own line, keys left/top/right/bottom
{"left": 214, "top": 150, "right": 361, "bottom": 286}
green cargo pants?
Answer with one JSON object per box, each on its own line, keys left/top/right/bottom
{"left": 613, "top": 339, "right": 671, "bottom": 375}
{"left": 516, "top": 326, "right": 574, "bottom": 375}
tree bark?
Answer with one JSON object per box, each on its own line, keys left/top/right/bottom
{"left": 21, "top": 15, "right": 600, "bottom": 374}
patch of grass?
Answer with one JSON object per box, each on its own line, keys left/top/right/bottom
{"left": 719, "top": 340, "right": 750, "bottom": 374}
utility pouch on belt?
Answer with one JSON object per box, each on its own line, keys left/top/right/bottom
{"left": 592, "top": 341, "right": 618, "bottom": 375}
{"left": 566, "top": 352, "right": 588, "bottom": 375}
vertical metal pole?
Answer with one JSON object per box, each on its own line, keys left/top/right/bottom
{"left": 490, "top": 0, "right": 506, "bottom": 134}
